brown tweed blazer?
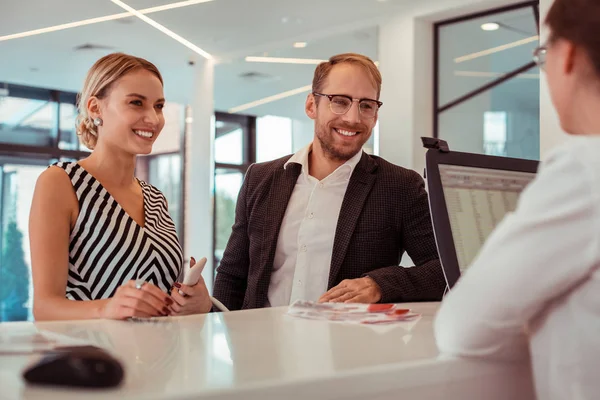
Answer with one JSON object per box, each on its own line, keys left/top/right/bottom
{"left": 212, "top": 151, "right": 445, "bottom": 310}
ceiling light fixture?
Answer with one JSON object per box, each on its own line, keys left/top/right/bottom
{"left": 481, "top": 22, "right": 500, "bottom": 31}
{"left": 245, "top": 56, "right": 381, "bottom": 67}
{"left": 228, "top": 85, "right": 312, "bottom": 113}
{"left": 454, "top": 35, "right": 539, "bottom": 63}
{"left": 293, "top": 42, "right": 307, "bottom": 48}
{"left": 0, "top": 0, "right": 213, "bottom": 42}
{"left": 110, "top": 0, "right": 212, "bottom": 60}
{"left": 245, "top": 56, "right": 325, "bottom": 65}
{"left": 455, "top": 70, "right": 539, "bottom": 79}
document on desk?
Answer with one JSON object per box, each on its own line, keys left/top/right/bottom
{"left": 287, "top": 300, "right": 420, "bottom": 325}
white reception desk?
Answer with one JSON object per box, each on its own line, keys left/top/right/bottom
{"left": 0, "top": 303, "right": 535, "bottom": 400}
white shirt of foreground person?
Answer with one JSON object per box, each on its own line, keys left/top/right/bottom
{"left": 267, "top": 144, "right": 363, "bottom": 307}
{"left": 434, "top": 136, "right": 600, "bottom": 400}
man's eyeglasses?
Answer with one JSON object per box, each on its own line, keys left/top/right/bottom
{"left": 313, "top": 92, "right": 383, "bottom": 118}
{"left": 533, "top": 45, "right": 547, "bottom": 69}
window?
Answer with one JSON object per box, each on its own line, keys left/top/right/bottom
{"left": 434, "top": 1, "right": 540, "bottom": 160}
{"left": 0, "top": 97, "right": 54, "bottom": 147}
{"left": 213, "top": 112, "right": 256, "bottom": 271}
{"left": 214, "top": 169, "right": 244, "bottom": 259}
{"left": 0, "top": 83, "right": 93, "bottom": 322}
{"left": 483, "top": 111, "right": 508, "bottom": 156}
{"left": 58, "top": 102, "right": 83, "bottom": 151}
{"left": 256, "top": 115, "right": 293, "bottom": 163}
{"left": 147, "top": 153, "right": 183, "bottom": 237}
{"left": 215, "top": 124, "right": 244, "bottom": 165}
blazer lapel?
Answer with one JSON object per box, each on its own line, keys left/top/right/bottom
{"left": 256, "top": 163, "right": 301, "bottom": 304}
{"left": 328, "top": 153, "right": 378, "bottom": 288}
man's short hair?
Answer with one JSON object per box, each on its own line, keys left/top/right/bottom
{"left": 312, "top": 53, "right": 382, "bottom": 99}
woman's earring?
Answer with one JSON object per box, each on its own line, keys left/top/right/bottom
{"left": 93, "top": 117, "right": 103, "bottom": 127}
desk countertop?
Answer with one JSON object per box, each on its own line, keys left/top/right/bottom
{"left": 0, "top": 303, "right": 534, "bottom": 400}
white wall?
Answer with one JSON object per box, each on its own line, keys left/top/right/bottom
{"left": 378, "top": 13, "right": 429, "bottom": 177}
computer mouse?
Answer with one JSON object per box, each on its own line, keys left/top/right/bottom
{"left": 22, "top": 346, "right": 124, "bottom": 388}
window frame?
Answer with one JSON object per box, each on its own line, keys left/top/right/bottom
{"left": 433, "top": 1, "right": 540, "bottom": 138}
{"left": 0, "top": 82, "right": 89, "bottom": 159}
{"left": 212, "top": 111, "right": 256, "bottom": 272}
{"left": 0, "top": 83, "right": 88, "bottom": 321}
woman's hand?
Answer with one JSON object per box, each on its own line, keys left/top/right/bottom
{"left": 169, "top": 257, "right": 212, "bottom": 315}
{"left": 98, "top": 280, "right": 173, "bottom": 320}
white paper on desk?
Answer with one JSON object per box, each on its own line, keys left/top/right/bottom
{"left": 0, "top": 326, "right": 91, "bottom": 354}
{"left": 287, "top": 300, "right": 421, "bottom": 327}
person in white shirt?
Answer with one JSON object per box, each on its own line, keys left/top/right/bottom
{"left": 213, "top": 53, "right": 445, "bottom": 310}
{"left": 434, "top": 0, "right": 600, "bottom": 398}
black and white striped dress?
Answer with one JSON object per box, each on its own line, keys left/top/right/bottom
{"left": 54, "top": 162, "right": 183, "bottom": 300}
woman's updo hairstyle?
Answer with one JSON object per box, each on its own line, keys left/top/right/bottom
{"left": 76, "top": 53, "right": 163, "bottom": 150}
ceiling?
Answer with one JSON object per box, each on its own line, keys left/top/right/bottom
{"left": 1, "top": 0, "right": 539, "bottom": 121}
{"left": 1, "top": 0, "right": 397, "bottom": 121}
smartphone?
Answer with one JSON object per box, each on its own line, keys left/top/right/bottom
{"left": 181, "top": 257, "right": 207, "bottom": 286}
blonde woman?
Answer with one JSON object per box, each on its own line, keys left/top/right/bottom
{"left": 29, "top": 53, "right": 211, "bottom": 320}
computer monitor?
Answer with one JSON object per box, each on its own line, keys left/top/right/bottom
{"left": 425, "top": 149, "right": 539, "bottom": 289}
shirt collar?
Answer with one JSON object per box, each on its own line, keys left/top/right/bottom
{"left": 284, "top": 143, "right": 363, "bottom": 181}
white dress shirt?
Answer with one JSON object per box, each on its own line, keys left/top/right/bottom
{"left": 267, "top": 144, "right": 363, "bottom": 307}
{"left": 434, "top": 136, "right": 600, "bottom": 400}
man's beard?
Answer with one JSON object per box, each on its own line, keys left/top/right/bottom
{"left": 315, "top": 121, "right": 369, "bottom": 162}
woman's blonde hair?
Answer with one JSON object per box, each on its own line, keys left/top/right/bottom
{"left": 76, "top": 53, "right": 163, "bottom": 150}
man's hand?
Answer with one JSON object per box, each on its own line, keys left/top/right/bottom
{"left": 318, "top": 277, "right": 382, "bottom": 304}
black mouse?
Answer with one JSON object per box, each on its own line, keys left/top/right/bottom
{"left": 22, "top": 346, "right": 124, "bottom": 388}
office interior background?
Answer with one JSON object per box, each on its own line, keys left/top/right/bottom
{"left": 0, "top": 0, "right": 560, "bottom": 321}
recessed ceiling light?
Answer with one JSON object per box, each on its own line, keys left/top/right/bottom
{"left": 293, "top": 42, "right": 307, "bottom": 48}
{"left": 455, "top": 70, "right": 539, "bottom": 79}
{"left": 481, "top": 23, "right": 500, "bottom": 31}
{"left": 245, "top": 56, "right": 380, "bottom": 67}
{"left": 245, "top": 56, "right": 325, "bottom": 65}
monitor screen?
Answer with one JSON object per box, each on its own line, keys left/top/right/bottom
{"left": 439, "top": 164, "right": 536, "bottom": 271}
